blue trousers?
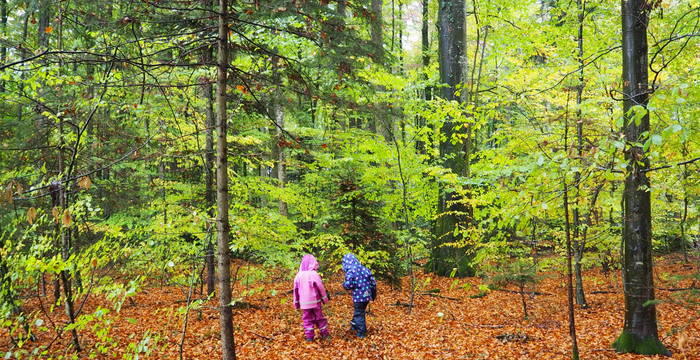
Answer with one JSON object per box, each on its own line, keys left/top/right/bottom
{"left": 350, "top": 301, "right": 368, "bottom": 336}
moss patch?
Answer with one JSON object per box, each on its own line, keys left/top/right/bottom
{"left": 612, "top": 330, "right": 671, "bottom": 356}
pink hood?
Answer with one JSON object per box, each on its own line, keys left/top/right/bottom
{"left": 299, "top": 254, "right": 319, "bottom": 271}
{"left": 293, "top": 254, "right": 329, "bottom": 309}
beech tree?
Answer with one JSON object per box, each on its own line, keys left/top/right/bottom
{"left": 612, "top": 0, "right": 670, "bottom": 355}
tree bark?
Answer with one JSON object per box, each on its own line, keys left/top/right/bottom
{"left": 563, "top": 96, "right": 580, "bottom": 360}
{"left": 57, "top": 115, "right": 81, "bottom": 353}
{"left": 572, "top": 0, "right": 588, "bottom": 309}
{"left": 430, "top": 0, "right": 471, "bottom": 276}
{"left": 612, "top": 0, "right": 669, "bottom": 355}
{"left": 272, "top": 56, "right": 288, "bottom": 217}
{"left": 216, "top": 0, "right": 236, "bottom": 358}
{"left": 201, "top": 0, "right": 216, "bottom": 298}
{"left": 370, "top": 0, "right": 384, "bottom": 59}
{"left": 0, "top": 0, "right": 7, "bottom": 92}
{"left": 415, "top": 0, "right": 430, "bottom": 153}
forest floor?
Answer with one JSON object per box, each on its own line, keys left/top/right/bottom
{"left": 3, "top": 254, "right": 699, "bottom": 359}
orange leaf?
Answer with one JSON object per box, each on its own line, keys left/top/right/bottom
{"left": 52, "top": 207, "right": 60, "bottom": 223}
{"left": 78, "top": 176, "right": 92, "bottom": 190}
{"left": 62, "top": 209, "right": 72, "bottom": 227}
{"left": 45, "top": 25, "right": 53, "bottom": 34}
{"left": 27, "top": 207, "right": 37, "bottom": 224}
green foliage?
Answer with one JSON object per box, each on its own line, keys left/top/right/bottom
{"left": 0, "top": 0, "right": 698, "bottom": 356}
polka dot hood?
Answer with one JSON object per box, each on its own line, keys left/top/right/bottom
{"left": 341, "top": 253, "right": 377, "bottom": 303}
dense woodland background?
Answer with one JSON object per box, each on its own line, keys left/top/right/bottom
{"left": 0, "top": 0, "right": 698, "bottom": 359}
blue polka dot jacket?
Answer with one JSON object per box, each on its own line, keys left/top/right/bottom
{"left": 341, "top": 253, "right": 377, "bottom": 303}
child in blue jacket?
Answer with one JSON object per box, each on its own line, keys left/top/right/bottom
{"left": 341, "top": 253, "right": 377, "bottom": 338}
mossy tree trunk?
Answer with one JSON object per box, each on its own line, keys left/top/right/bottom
{"left": 430, "top": 0, "right": 472, "bottom": 277}
{"left": 612, "top": 0, "right": 669, "bottom": 356}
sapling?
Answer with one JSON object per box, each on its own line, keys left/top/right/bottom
{"left": 489, "top": 258, "right": 539, "bottom": 319}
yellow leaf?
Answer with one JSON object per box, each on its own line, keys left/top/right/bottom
{"left": 2, "top": 186, "right": 12, "bottom": 205}
{"left": 62, "top": 209, "right": 72, "bottom": 227}
{"left": 78, "top": 176, "right": 92, "bottom": 190}
{"left": 52, "top": 207, "right": 60, "bottom": 223}
{"left": 45, "top": 25, "right": 53, "bottom": 34}
{"left": 14, "top": 183, "right": 24, "bottom": 195}
{"left": 27, "top": 207, "right": 37, "bottom": 224}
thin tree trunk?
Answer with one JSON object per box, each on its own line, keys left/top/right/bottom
{"left": 57, "top": 113, "right": 81, "bottom": 353}
{"left": 573, "top": 0, "right": 588, "bottom": 309}
{"left": 680, "top": 145, "right": 689, "bottom": 262}
{"left": 416, "top": 0, "right": 430, "bottom": 153}
{"left": 202, "top": 0, "right": 216, "bottom": 297}
{"left": 562, "top": 104, "right": 580, "bottom": 360}
{"left": 613, "top": 0, "right": 669, "bottom": 355}
{"left": 216, "top": 0, "right": 236, "bottom": 358}
{"left": 0, "top": 0, "right": 7, "bottom": 92}
{"left": 272, "top": 56, "right": 288, "bottom": 216}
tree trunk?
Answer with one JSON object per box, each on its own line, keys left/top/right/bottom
{"left": 430, "top": 0, "right": 471, "bottom": 277}
{"left": 612, "top": 0, "right": 669, "bottom": 355}
{"left": 272, "top": 57, "right": 289, "bottom": 217}
{"left": 201, "top": 0, "right": 216, "bottom": 298}
{"left": 563, "top": 98, "right": 580, "bottom": 360}
{"left": 0, "top": 0, "right": 7, "bottom": 92}
{"left": 338, "top": 0, "right": 346, "bottom": 17}
{"left": 572, "top": 0, "right": 588, "bottom": 309}
{"left": 370, "top": 0, "right": 384, "bottom": 59}
{"left": 57, "top": 116, "right": 81, "bottom": 353}
{"left": 415, "top": 0, "right": 430, "bottom": 153}
{"left": 679, "top": 144, "right": 689, "bottom": 262}
{"left": 216, "top": 0, "right": 236, "bottom": 358}
{"left": 38, "top": 0, "right": 50, "bottom": 49}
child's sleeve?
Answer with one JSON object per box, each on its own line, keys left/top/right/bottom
{"left": 313, "top": 277, "right": 329, "bottom": 304}
{"left": 342, "top": 271, "right": 355, "bottom": 290}
{"left": 293, "top": 278, "right": 300, "bottom": 309}
{"left": 370, "top": 274, "right": 377, "bottom": 301}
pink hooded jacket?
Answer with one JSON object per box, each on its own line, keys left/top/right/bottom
{"left": 293, "top": 254, "right": 329, "bottom": 310}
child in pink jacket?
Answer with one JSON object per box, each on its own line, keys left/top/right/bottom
{"left": 293, "top": 254, "right": 330, "bottom": 341}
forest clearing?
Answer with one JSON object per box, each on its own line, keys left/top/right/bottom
{"left": 1, "top": 0, "right": 699, "bottom": 359}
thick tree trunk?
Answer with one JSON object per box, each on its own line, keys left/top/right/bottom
{"left": 370, "top": 0, "right": 384, "bottom": 59}
{"left": 216, "top": 0, "right": 236, "bottom": 358}
{"left": 430, "top": 0, "right": 471, "bottom": 276}
{"left": 38, "top": 0, "right": 50, "bottom": 49}
{"left": 612, "top": 0, "right": 669, "bottom": 355}
{"left": 337, "top": 0, "right": 346, "bottom": 17}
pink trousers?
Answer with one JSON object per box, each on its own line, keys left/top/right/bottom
{"left": 301, "top": 307, "right": 329, "bottom": 339}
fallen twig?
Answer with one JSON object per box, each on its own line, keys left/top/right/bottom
{"left": 464, "top": 323, "right": 506, "bottom": 329}
{"left": 493, "top": 289, "right": 551, "bottom": 296}
{"left": 419, "top": 292, "right": 462, "bottom": 301}
{"left": 247, "top": 330, "right": 274, "bottom": 341}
